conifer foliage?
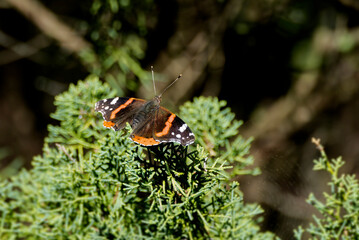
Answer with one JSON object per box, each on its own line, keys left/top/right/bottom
{"left": 294, "top": 138, "right": 359, "bottom": 239}
{"left": 0, "top": 76, "right": 276, "bottom": 239}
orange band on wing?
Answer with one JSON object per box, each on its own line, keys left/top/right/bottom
{"left": 110, "top": 98, "right": 135, "bottom": 120}
{"left": 131, "top": 135, "right": 160, "bottom": 146}
{"left": 155, "top": 113, "right": 176, "bottom": 137}
{"left": 103, "top": 120, "right": 115, "bottom": 128}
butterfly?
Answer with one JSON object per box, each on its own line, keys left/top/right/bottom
{"left": 95, "top": 68, "right": 195, "bottom": 146}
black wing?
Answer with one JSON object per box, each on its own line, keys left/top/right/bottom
{"left": 95, "top": 97, "right": 146, "bottom": 131}
{"left": 153, "top": 106, "right": 195, "bottom": 146}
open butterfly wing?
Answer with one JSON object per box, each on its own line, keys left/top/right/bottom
{"left": 154, "top": 107, "right": 195, "bottom": 146}
{"left": 95, "top": 97, "right": 146, "bottom": 130}
{"left": 130, "top": 116, "right": 161, "bottom": 146}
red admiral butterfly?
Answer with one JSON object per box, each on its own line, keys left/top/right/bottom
{"left": 95, "top": 68, "right": 195, "bottom": 146}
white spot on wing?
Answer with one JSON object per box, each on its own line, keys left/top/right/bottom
{"left": 179, "top": 124, "right": 187, "bottom": 133}
{"left": 111, "top": 97, "right": 119, "bottom": 105}
{"left": 176, "top": 134, "right": 181, "bottom": 138}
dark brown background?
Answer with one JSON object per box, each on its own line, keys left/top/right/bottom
{"left": 1, "top": 0, "right": 359, "bottom": 238}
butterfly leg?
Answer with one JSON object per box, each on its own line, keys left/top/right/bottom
{"left": 146, "top": 146, "right": 152, "bottom": 164}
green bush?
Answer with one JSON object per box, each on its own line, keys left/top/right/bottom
{"left": 0, "top": 76, "right": 276, "bottom": 239}
{"left": 294, "top": 138, "right": 359, "bottom": 240}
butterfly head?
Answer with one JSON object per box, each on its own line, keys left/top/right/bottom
{"left": 153, "top": 95, "right": 162, "bottom": 104}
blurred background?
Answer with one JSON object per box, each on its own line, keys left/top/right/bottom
{"left": 1, "top": 0, "right": 359, "bottom": 238}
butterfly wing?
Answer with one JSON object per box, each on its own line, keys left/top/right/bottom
{"left": 95, "top": 97, "right": 146, "bottom": 131}
{"left": 130, "top": 116, "right": 161, "bottom": 146}
{"left": 153, "top": 106, "right": 195, "bottom": 146}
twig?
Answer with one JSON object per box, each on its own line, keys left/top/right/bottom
{"left": 55, "top": 143, "right": 75, "bottom": 163}
{"left": 0, "top": 31, "right": 50, "bottom": 65}
{"left": 311, "top": 137, "right": 324, "bottom": 152}
{"left": 4, "top": 0, "right": 91, "bottom": 53}
{"left": 144, "top": 0, "right": 244, "bottom": 103}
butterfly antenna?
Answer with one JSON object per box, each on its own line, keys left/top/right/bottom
{"left": 151, "top": 66, "right": 157, "bottom": 96}
{"left": 159, "top": 73, "right": 182, "bottom": 97}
